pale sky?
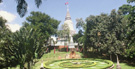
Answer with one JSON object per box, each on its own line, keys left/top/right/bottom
{"left": 0, "top": 0, "right": 127, "bottom": 32}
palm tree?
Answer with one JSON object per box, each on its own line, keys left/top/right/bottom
{"left": 3, "top": 27, "right": 46, "bottom": 69}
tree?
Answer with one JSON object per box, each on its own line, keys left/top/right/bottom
{"left": 62, "top": 23, "right": 70, "bottom": 37}
{"left": 76, "top": 18, "right": 85, "bottom": 31}
{"left": 0, "top": 17, "right": 7, "bottom": 28}
{"left": 73, "top": 30, "right": 83, "bottom": 43}
{"left": 57, "top": 23, "right": 70, "bottom": 42}
{"left": 0, "top": 0, "right": 43, "bottom": 17}
{"left": 3, "top": 27, "right": 46, "bottom": 69}
{"left": 0, "top": 11, "right": 60, "bottom": 69}
{"left": 84, "top": 14, "right": 109, "bottom": 53}
{"left": 0, "top": 16, "right": 7, "bottom": 41}
{"left": 24, "top": 11, "right": 60, "bottom": 42}
{"left": 119, "top": 0, "right": 135, "bottom": 59}
{"left": 73, "top": 18, "right": 85, "bottom": 51}
{"left": 0, "top": 16, "right": 11, "bottom": 69}
{"left": 20, "top": 11, "right": 60, "bottom": 69}
{"left": 85, "top": 10, "right": 128, "bottom": 69}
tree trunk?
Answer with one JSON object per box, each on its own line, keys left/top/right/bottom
{"left": 20, "top": 62, "right": 25, "bottom": 69}
{"left": 20, "top": 65, "right": 24, "bottom": 69}
{"left": 83, "top": 45, "right": 87, "bottom": 56}
{"left": 116, "top": 54, "right": 121, "bottom": 69}
{"left": 4, "top": 49, "right": 8, "bottom": 69}
{"left": 110, "top": 54, "right": 112, "bottom": 61}
{"left": 27, "top": 61, "right": 31, "bottom": 69}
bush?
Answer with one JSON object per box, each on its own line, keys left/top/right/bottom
{"left": 60, "top": 48, "right": 69, "bottom": 52}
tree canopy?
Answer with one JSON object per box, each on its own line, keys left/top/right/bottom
{"left": 0, "top": 11, "right": 60, "bottom": 69}
{"left": 119, "top": 0, "right": 135, "bottom": 58}
{"left": 24, "top": 11, "right": 60, "bottom": 41}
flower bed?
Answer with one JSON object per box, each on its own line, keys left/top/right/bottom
{"left": 44, "top": 58, "right": 114, "bottom": 69}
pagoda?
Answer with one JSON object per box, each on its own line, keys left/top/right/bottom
{"left": 49, "top": 2, "right": 76, "bottom": 49}
{"left": 64, "top": 5, "right": 75, "bottom": 36}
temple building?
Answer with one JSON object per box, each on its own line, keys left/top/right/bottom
{"left": 48, "top": 2, "right": 77, "bottom": 50}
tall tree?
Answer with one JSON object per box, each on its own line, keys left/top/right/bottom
{"left": 0, "top": 16, "right": 10, "bottom": 69}
{"left": 119, "top": 0, "right": 135, "bottom": 59}
{"left": 73, "top": 18, "right": 85, "bottom": 48}
{"left": 85, "top": 10, "right": 128, "bottom": 68}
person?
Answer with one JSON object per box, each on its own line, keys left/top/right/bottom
{"left": 40, "top": 60, "right": 45, "bottom": 69}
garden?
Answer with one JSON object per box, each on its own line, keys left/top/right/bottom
{"left": 0, "top": 0, "right": 135, "bottom": 69}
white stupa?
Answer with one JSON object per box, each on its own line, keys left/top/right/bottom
{"left": 63, "top": 5, "right": 75, "bottom": 48}
{"left": 49, "top": 2, "right": 77, "bottom": 48}
{"left": 64, "top": 6, "right": 76, "bottom": 36}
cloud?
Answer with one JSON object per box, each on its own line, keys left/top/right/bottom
{"left": 0, "top": 2, "right": 3, "bottom": 5}
{"left": 7, "top": 23, "right": 21, "bottom": 32}
{"left": 0, "top": 10, "right": 16, "bottom": 22}
{"left": 0, "top": 10, "right": 21, "bottom": 32}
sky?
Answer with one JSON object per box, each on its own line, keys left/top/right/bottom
{"left": 0, "top": 0, "right": 128, "bottom": 32}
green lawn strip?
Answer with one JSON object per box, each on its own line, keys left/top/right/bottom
{"left": 9, "top": 51, "right": 135, "bottom": 69}
{"left": 33, "top": 50, "right": 82, "bottom": 69}
{"left": 113, "top": 63, "right": 135, "bottom": 69}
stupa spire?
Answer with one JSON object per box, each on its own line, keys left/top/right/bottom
{"left": 65, "top": 2, "right": 71, "bottom": 20}
{"left": 64, "top": 1, "right": 75, "bottom": 36}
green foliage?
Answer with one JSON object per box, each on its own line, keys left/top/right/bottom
{"left": 17, "top": 0, "right": 43, "bottom": 17}
{"left": 127, "top": 0, "right": 135, "bottom": 3}
{"left": 0, "top": 16, "right": 13, "bottom": 68}
{"left": 0, "top": 16, "right": 7, "bottom": 28}
{"left": 62, "top": 23, "right": 70, "bottom": 36}
{"left": 0, "top": 0, "right": 44, "bottom": 17}
{"left": 0, "top": 12, "right": 59, "bottom": 68}
{"left": 84, "top": 10, "right": 128, "bottom": 57}
{"left": 2, "top": 27, "right": 46, "bottom": 68}
{"left": 73, "top": 18, "right": 85, "bottom": 47}
{"left": 73, "top": 30, "right": 83, "bottom": 43}
{"left": 119, "top": 0, "right": 135, "bottom": 58}
{"left": 24, "top": 11, "right": 60, "bottom": 41}
{"left": 76, "top": 18, "right": 85, "bottom": 30}
{"left": 16, "top": 0, "right": 28, "bottom": 17}
{"left": 57, "top": 23, "right": 70, "bottom": 41}
{"left": 119, "top": 4, "right": 132, "bottom": 15}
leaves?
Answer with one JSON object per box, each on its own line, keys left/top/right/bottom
{"left": 84, "top": 9, "right": 127, "bottom": 55}
{"left": 0, "top": 0, "right": 2, "bottom": 3}
{"left": 35, "top": 0, "right": 42, "bottom": 8}
{"left": 16, "top": 0, "right": 28, "bottom": 17}
{"left": 0, "top": 16, "right": 7, "bottom": 28}
{"left": 119, "top": 0, "right": 135, "bottom": 58}
{"left": 127, "top": 0, "right": 135, "bottom": 3}
{"left": 76, "top": 18, "right": 85, "bottom": 30}
{"left": 0, "top": 0, "right": 43, "bottom": 17}
{"left": 25, "top": 11, "right": 60, "bottom": 39}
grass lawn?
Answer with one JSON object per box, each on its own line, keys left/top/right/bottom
{"left": 113, "top": 63, "right": 135, "bottom": 69}
{"left": 32, "top": 50, "right": 82, "bottom": 69}
{"left": 9, "top": 50, "right": 135, "bottom": 69}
